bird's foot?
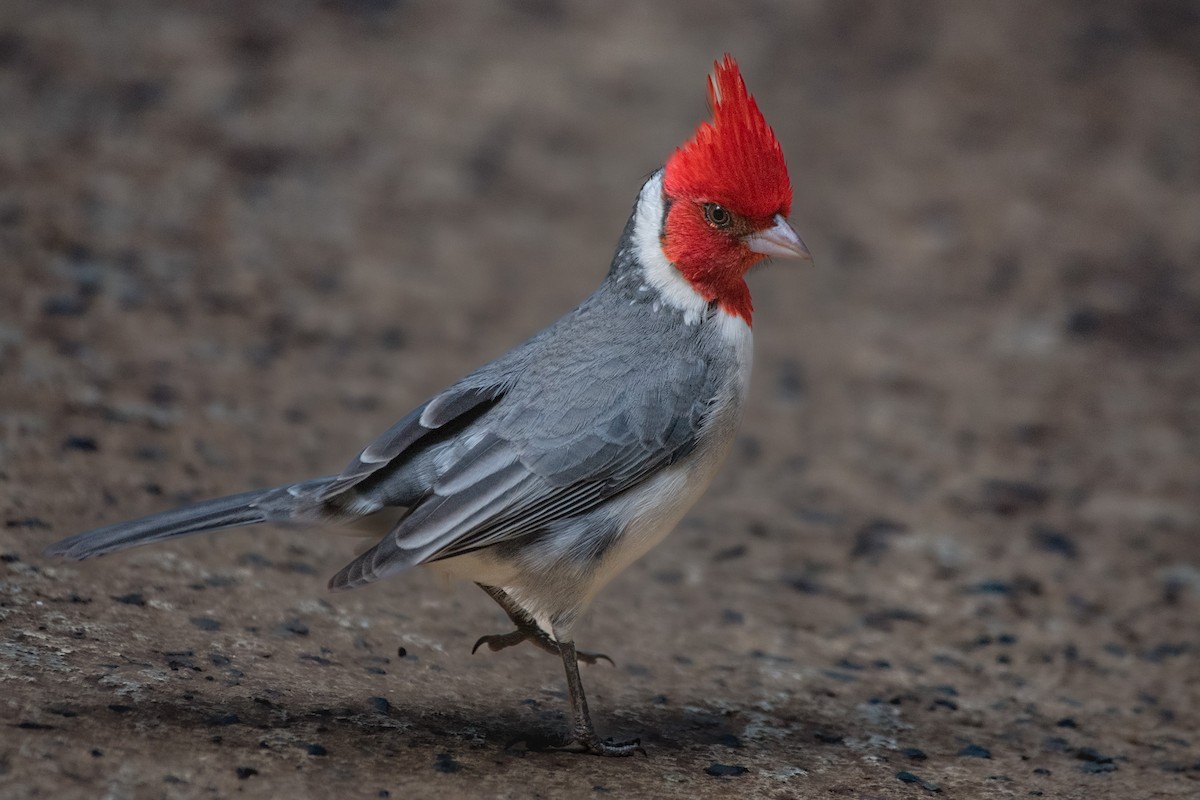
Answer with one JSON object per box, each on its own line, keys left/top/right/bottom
{"left": 569, "top": 646, "right": 614, "bottom": 666}
{"left": 471, "top": 628, "right": 613, "bottom": 666}
{"left": 471, "top": 630, "right": 526, "bottom": 655}
{"left": 552, "top": 731, "right": 646, "bottom": 758}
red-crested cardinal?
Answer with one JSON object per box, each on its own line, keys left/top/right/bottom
{"left": 46, "top": 55, "right": 809, "bottom": 756}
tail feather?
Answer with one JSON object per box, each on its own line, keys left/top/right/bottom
{"left": 45, "top": 478, "right": 333, "bottom": 560}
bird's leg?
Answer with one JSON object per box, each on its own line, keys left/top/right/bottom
{"left": 552, "top": 639, "right": 644, "bottom": 757}
{"left": 471, "top": 584, "right": 612, "bottom": 666}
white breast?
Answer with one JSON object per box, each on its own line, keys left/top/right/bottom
{"left": 581, "top": 311, "right": 753, "bottom": 603}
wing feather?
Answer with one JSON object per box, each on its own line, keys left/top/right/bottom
{"left": 330, "top": 351, "right": 715, "bottom": 589}
{"left": 316, "top": 381, "right": 506, "bottom": 502}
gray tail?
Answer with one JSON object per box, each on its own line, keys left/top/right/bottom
{"left": 45, "top": 477, "right": 334, "bottom": 560}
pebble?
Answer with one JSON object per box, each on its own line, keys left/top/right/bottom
{"left": 895, "top": 771, "right": 940, "bottom": 792}
{"left": 433, "top": 752, "right": 462, "bottom": 773}
{"left": 958, "top": 743, "right": 992, "bottom": 758}
{"left": 62, "top": 435, "right": 99, "bottom": 452}
{"left": 704, "top": 763, "right": 748, "bottom": 777}
{"left": 190, "top": 616, "right": 222, "bottom": 631}
{"left": 1030, "top": 525, "right": 1078, "bottom": 559}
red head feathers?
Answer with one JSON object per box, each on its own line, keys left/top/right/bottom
{"left": 664, "top": 55, "right": 792, "bottom": 221}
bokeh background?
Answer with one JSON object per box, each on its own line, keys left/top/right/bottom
{"left": 2, "top": 1, "right": 1198, "bottom": 797}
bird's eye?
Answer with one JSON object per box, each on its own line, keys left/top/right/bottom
{"left": 703, "top": 203, "right": 732, "bottom": 229}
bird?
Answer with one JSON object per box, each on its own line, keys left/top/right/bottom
{"left": 45, "top": 54, "right": 809, "bottom": 756}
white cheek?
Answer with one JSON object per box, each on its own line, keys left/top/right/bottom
{"left": 631, "top": 172, "right": 710, "bottom": 326}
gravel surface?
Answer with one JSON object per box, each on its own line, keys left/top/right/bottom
{"left": 2, "top": 2, "right": 1199, "bottom": 798}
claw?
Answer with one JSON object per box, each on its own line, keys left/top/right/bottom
{"left": 575, "top": 650, "right": 615, "bottom": 667}
{"left": 470, "top": 627, "right": 613, "bottom": 665}
{"left": 552, "top": 734, "right": 646, "bottom": 757}
{"left": 471, "top": 630, "right": 527, "bottom": 655}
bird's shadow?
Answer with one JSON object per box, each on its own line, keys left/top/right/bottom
{"left": 54, "top": 688, "right": 787, "bottom": 759}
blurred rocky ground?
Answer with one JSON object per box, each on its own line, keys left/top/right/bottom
{"left": 1, "top": 1, "right": 1198, "bottom": 797}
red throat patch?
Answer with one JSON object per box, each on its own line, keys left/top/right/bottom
{"left": 663, "top": 55, "right": 792, "bottom": 221}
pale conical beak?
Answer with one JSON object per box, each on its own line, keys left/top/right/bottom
{"left": 744, "top": 214, "right": 812, "bottom": 261}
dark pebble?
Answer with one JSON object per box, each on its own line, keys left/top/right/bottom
{"left": 397, "top": 646, "right": 407, "bottom": 658}
{"left": 721, "top": 608, "right": 744, "bottom": 625}
{"left": 715, "top": 733, "right": 743, "bottom": 748}
{"left": 968, "top": 579, "right": 1014, "bottom": 595}
{"left": 1030, "top": 525, "right": 1078, "bottom": 559}
{"left": 903, "top": 747, "right": 928, "bottom": 761}
{"left": 980, "top": 479, "right": 1048, "bottom": 515}
{"left": 1066, "top": 307, "right": 1103, "bottom": 337}
{"left": 190, "top": 617, "right": 222, "bottom": 631}
{"left": 959, "top": 743, "right": 992, "bottom": 758}
{"left": 207, "top": 713, "right": 240, "bottom": 727}
{"left": 235, "top": 767, "right": 258, "bottom": 780}
{"left": 1056, "top": 717, "right": 1078, "bottom": 728}
{"left": 43, "top": 295, "right": 89, "bottom": 316}
{"left": 862, "top": 607, "right": 926, "bottom": 629}
{"left": 850, "top": 518, "right": 908, "bottom": 562}
{"left": 134, "top": 446, "right": 167, "bottom": 462}
{"left": 369, "top": 696, "right": 392, "bottom": 714}
{"left": 113, "top": 593, "right": 146, "bottom": 606}
{"left": 305, "top": 744, "right": 328, "bottom": 756}
{"left": 379, "top": 326, "right": 406, "bottom": 350}
{"left": 163, "top": 651, "right": 197, "bottom": 671}
{"left": 238, "top": 552, "right": 273, "bottom": 568}
{"left": 46, "top": 707, "right": 78, "bottom": 717}
{"left": 1139, "top": 642, "right": 1190, "bottom": 662}
{"left": 775, "top": 359, "right": 807, "bottom": 402}
{"left": 434, "top": 752, "right": 462, "bottom": 773}
{"left": 6, "top": 517, "right": 49, "bottom": 529}
{"left": 1081, "top": 761, "right": 1118, "bottom": 774}
{"left": 786, "top": 575, "right": 823, "bottom": 594}
{"left": 704, "top": 763, "right": 748, "bottom": 777}
{"left": 895, "top": 771, "right": 940, "bottom": 792}
{"left": 275, "top": 618, "right": 309, "bottom": 636}
{"left": 108, "top": 704, "right": 133, "bottom": 714}
{"left": 814, "top": 731, "right": 844, "bottom": 745}
{"left": 0, "top": 552, "right": 18, "bottom": 563}
{"left": 1075, "top": 747, "right": 1114, "bottom": 764}
{"left": 300, "top": 654, "right": 333, "bottom": 666}
{"left": 62, "top": 435, "right": 99, "bottom": 452}
{"left": 17, "top": 721, "right": 53, "bottom": 730}
{"left": 712, "top": 544, "right": 747, "bottom": 562}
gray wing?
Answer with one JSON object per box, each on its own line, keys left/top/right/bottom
{"left": 315, "top": 381, "right": 508, "bottom": 503}
{"left": 329, "top": 351, "right": 714, "bottom": 590}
